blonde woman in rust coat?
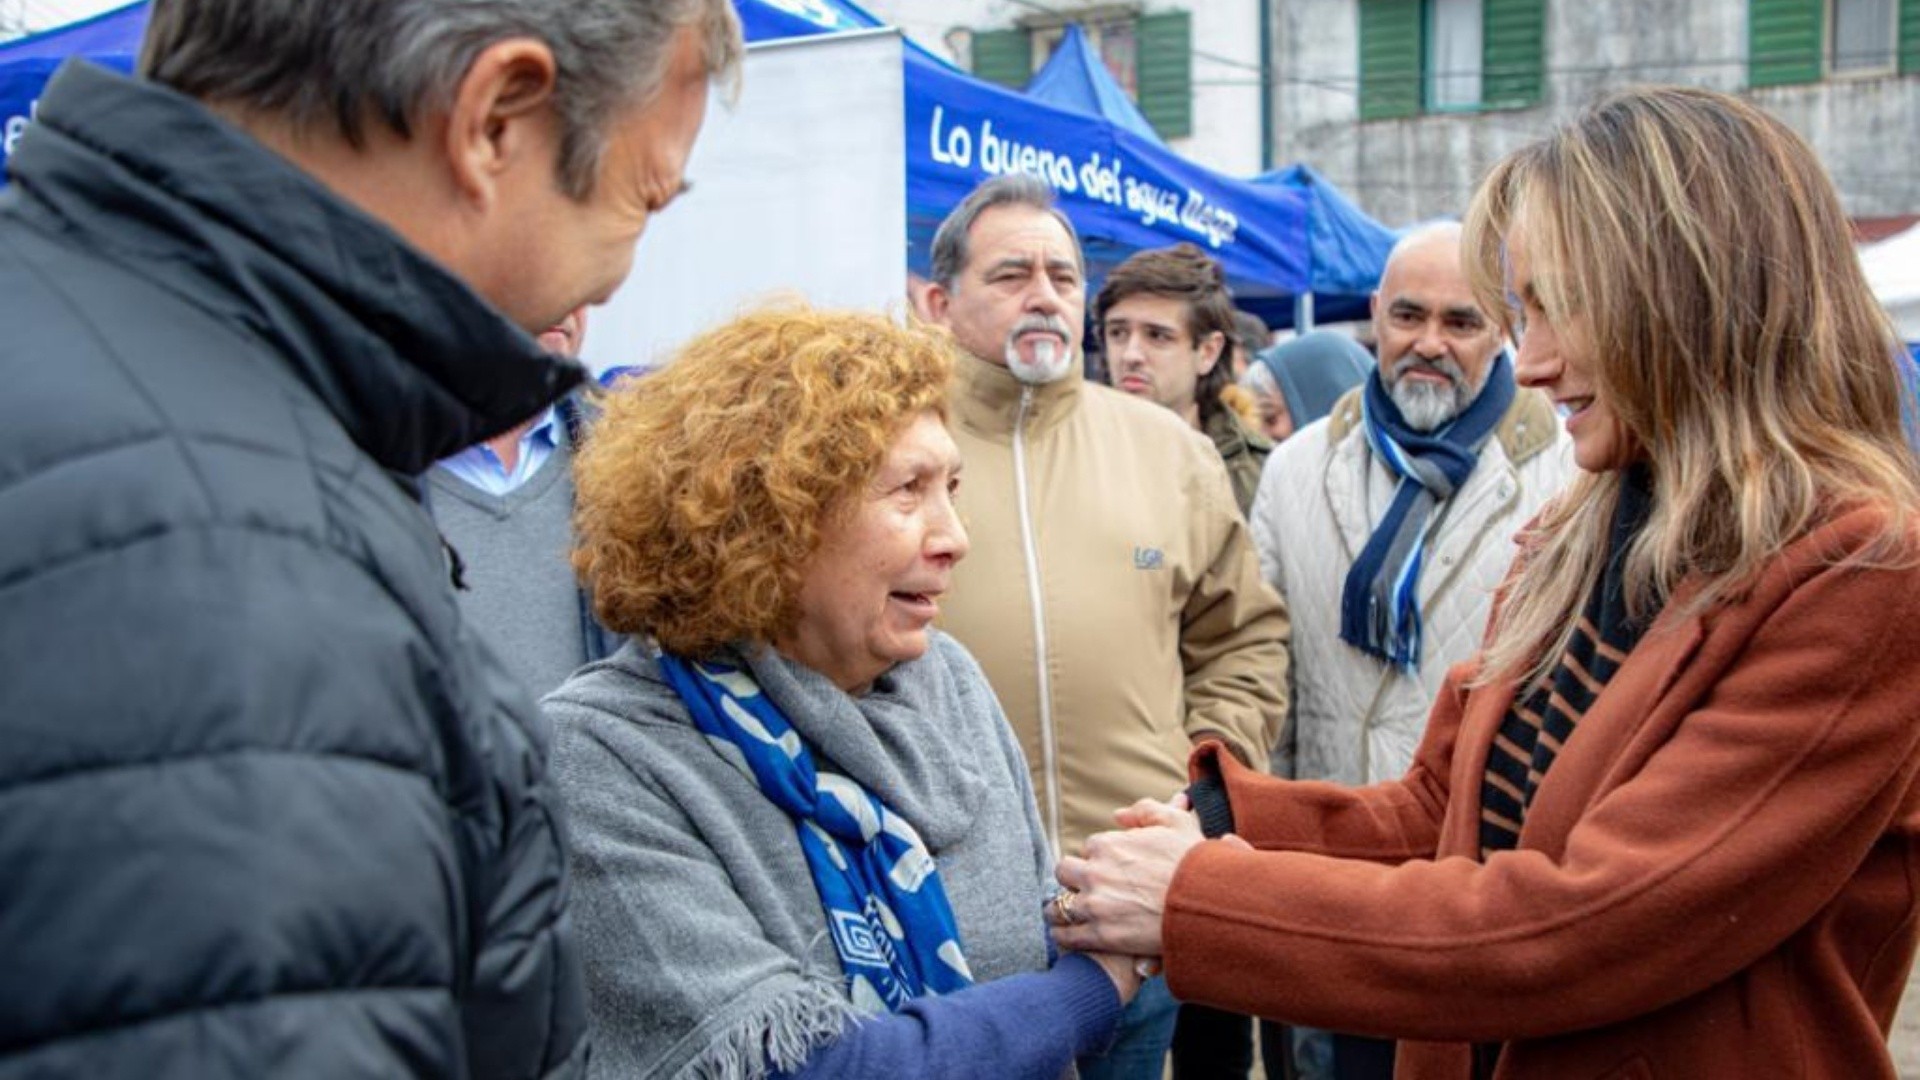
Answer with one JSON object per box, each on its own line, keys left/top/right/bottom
{"left": 1048, "top": 86, "right": 1920, "bottom": 1079}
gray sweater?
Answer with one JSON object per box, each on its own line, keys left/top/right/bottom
{"left": 545, "top": 633, "right": 1059, "bottom": 1080}
{"left": 428, "top": 440, "right": 590, "bottom": 698}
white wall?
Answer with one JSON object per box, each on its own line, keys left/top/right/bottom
{"left": 1269, "top": 0, "right": 1920, "bottom": 223}
{"left": 580, "top": 29, "right": 908, "bottom": 374}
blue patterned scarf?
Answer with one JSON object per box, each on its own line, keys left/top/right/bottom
{"left": 657, "top": 652, "right": 974, "bottom": 1011}
{"left": 1340, "top": 352, "right": 1515, "bottom": 671}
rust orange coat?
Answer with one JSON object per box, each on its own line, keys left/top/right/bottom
{"left": 1164, "top": 506, "right": 1920, "bottom": 1079}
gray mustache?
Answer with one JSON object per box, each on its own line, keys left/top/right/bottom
{"left": 1391, "top": 354, "right": 1466, "bottom": 386}
{"left": 1007, "top": 315, "right": 1072, "bottom": 341}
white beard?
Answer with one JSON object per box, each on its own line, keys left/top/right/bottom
{"left": 1389, "top": 378, "right": 1466, "bottom": 431}
{"left": 1005, "top": 336, "right": 1073, "bottom": 385}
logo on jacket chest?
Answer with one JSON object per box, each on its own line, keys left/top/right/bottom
{"left": 1133, "top": 546, "right": 1165, "bottom": 570}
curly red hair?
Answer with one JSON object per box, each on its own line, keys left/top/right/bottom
{"left": 572, "top": 306, "right": 957, "bottom": 656}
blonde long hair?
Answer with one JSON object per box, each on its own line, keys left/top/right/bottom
{"left": 1463, "top": 86, "right": 1919, "bottom": 686}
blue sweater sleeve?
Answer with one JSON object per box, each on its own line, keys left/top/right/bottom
{"left": 768, "top": 953, "right": 1122, "bottom": 1080}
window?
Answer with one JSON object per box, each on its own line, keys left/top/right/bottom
{"left": 1427, "top": 0, "right": 1483, "bottom": 109}
{"left": 1358, "top": 0, "right": 1542, "bottom": 121}
{"left": 967, "top": 8, "right": 1193, "bottom": 138}
{"left": 1831, "top": 0, "right": 1897, "bottom": 73}
{"left": 1750, "top": 0, "right": 1920, "bottom": 85}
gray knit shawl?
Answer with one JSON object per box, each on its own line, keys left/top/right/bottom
{"left": 545, "top": 631, "right": 1056, "bottom": 1080}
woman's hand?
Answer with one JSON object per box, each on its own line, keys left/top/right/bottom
{"left": 1113, "top": 793, "right": 1196, "bottom": 832}
{"left": 1048, "top": 800, "right": 1253, "bottom": 960}
{"left": 1049, "top": 820, "right": 1205, "bottom": 958}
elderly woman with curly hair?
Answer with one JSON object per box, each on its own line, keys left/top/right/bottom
{"left": 545, "top": 307, "right": 1138, "bottom": 1080}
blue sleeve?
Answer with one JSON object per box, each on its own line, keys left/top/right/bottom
{"left": 769, "top": 954, "right": 1122, "bottom": 1080}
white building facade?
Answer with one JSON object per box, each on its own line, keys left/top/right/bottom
{"left": 1267, "top": 0, "right": 1920, "bottom": 224}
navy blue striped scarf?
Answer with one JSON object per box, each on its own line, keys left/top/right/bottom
{"left": 1340, "top": 353, "right": 1515, "bottom": 671}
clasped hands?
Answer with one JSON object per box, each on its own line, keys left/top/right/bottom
{"left": 1045, "top": 793, "right": 1250, "bottom": 998}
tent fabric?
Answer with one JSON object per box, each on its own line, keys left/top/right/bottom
{"left": 901, "top": 43, "right": 1311, "bottom": 321}
{"left": 708, "top": 2, "right": 1310, "bottom": 313}
{"left": 1255, "top": 164, "right": 1400, "bottom": 299}
{"left": 735, "top": 0, "right": 880, "bottom": 43}
{"left": 1860, "top": 222, "right": 1920, "bottom": 343}
{"left": 729, "top": 1, "right": 1316, "bottom": 319}
{"left": 1021, "top": 25, "right": 1162, "bottom": 145}
{"left": 0, "top": 1, "right": 145, "bottom": 176}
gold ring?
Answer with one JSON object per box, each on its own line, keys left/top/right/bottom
{"left": 1055, "top": 890, "right": 1083, "bottom": 925}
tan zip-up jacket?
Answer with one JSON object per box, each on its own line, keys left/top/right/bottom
{"left": 938, "top": 351, "right": 1289, "bottom": 857}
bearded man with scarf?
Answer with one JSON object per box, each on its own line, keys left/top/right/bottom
{"left": 1243, "top": 222, "right": 1573, "bottom": 1080}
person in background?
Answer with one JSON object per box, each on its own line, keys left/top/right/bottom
{"left": 1240, "top": 361, "right": 1293, "bottom": 444}
{"left": 1240, "top": 223, "right": 1573, "bottom": 1077}
{"left": 0, "top": 1, "right": 740, "bottom": 1076}
{"left": 1243, "top": 330, "right": 1376, "bottom": 446}
{"left": 1218, "top": 310, "right": 1272, "bottom": 431}
{"left": 547, "top": 307, "right": 1138, "bottom": 1080}
{"left": 1099, "top": 243, "right": 1272, "bottom": 515}
{"left": 1230, "top": 310, "right": 1272, "bottom": 381}
{"left": 430, "top": 306, "right": 620, "bottom": 696}
{"left": 1253, "top": 223, "right": 1572, "bottom": 790}
{"left": 923, "top": 175, "right": 1288, "bottom": 1080}
{"left": 1054, "top": 83, "right": 1920, "bottom": 1080}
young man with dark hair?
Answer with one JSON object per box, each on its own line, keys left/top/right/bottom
{"left": 1097, "top": 243, "right": 1271, "bottom": 514}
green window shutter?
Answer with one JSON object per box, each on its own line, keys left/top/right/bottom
{"left": 1360, "top": 0, "right": 1423, "bottom": 120}
{"left": 1481, "top": 0, "right": 1544, "bottom": 109}
{"left": 1138, "top": 10, "right": 1194, "bottom": 138}
{"left": 971, "top": 27, "right": 1031, "bottom": 89}
{"left": 1901, "top": 0, "right": 1919, "bottom": 73}
{"left": 1749, "top": 0, "right": 1823, "bottom": 86}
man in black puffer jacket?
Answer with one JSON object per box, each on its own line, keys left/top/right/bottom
{"left": 0, "top": 2, "right": 739, "bottom": 1077}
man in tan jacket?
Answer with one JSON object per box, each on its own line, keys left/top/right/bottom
{"left": 924, "top": 173, "right": 1289, "bottom": 1080}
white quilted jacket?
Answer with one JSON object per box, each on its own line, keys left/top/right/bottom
{"left": 1250, "top": 385, "right": 1575, "bottom": 785}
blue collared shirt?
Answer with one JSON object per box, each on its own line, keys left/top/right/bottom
{"left": 436, "top": 406, "right": 559, "bottom": 496}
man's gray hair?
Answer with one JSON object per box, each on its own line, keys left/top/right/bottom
{"left": 929, "top": 173, "right": 1083, "bottom": 287}
{"left": 139, "top": 0, "right": 743, "bottom": 199}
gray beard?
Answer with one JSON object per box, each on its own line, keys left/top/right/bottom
{"left": 1389, "top": 378, "right": 1470, "bottom": 431}
{"left": 1386, "top": 353, "right": 1483, "bottom": 431}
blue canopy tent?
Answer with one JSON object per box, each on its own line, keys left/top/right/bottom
{"left": 740, "top": 0, "right": 1315, "bottom": 325}
{"left": 1252, "top": 163, "right": 1403, "bottom": 326}
{"left": 900, "top": 44, "right": 1311, "bottom": 327}
{"left": 735, "top": 0, "right": 878, "bottom": 43}
{"left": 1018, "top": 21, "right": 1401, "bottom": 327}
{"left": 1020, "top": 25, "right": 1160, "bottom": 145}
{"left": 0, "top": 1, "right": 145, "bottom": 175}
